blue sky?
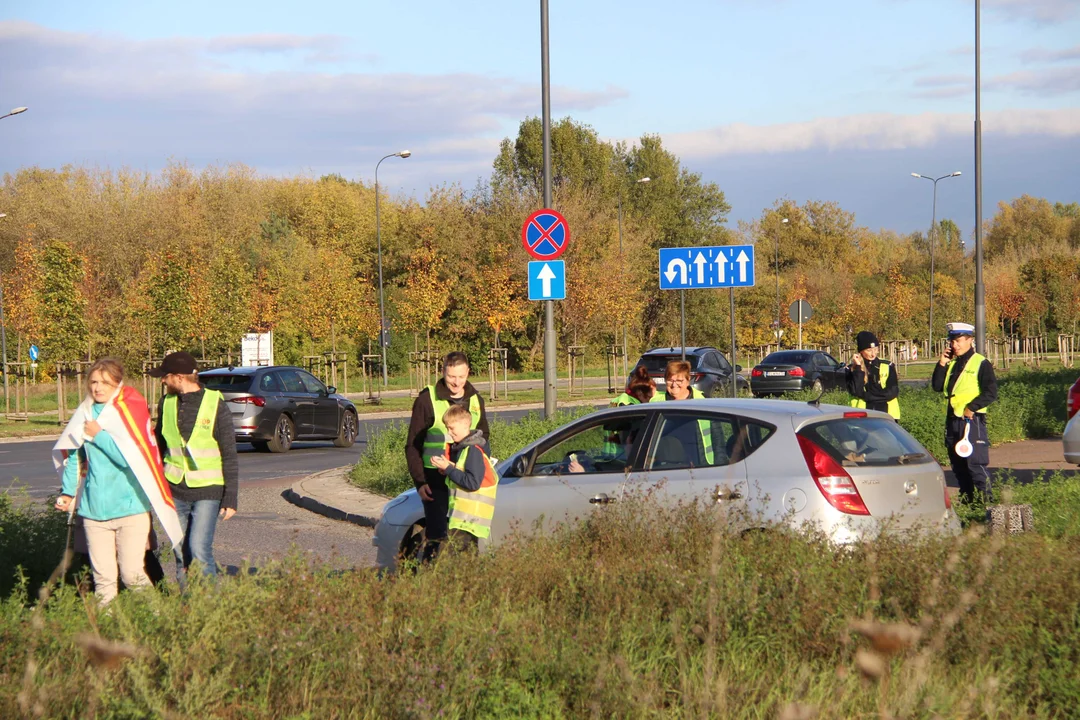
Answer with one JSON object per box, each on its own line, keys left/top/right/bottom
{"left": 1, "top": 0, "right": 1077, "bottom": 233}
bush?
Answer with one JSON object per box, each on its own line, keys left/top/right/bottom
{"left": 3, "top": 497, "right": 1079, "bottom": 718}
{"left": 0, "top": 489, "right": 70, "bottom": 600}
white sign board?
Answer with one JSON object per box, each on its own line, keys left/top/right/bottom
{"left": 241, "top": 331, "right": 273, "bottom": 367}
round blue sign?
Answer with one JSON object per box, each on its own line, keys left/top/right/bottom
{"left": 28, "top": 345, "right": 39, "bottom": 362}
{"left": 521, "top": 208, "right": 570, "bottom": 261}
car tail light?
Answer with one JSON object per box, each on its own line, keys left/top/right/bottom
{"left": 1068, "top": 380, "right": 1080, "bottom": 420}
{"left": 796, "top": 434, "right": 870, "bottom": 516}
{"left": 789, "top": 367, "right": 805, "bottom": 377}
{"left": 844, "top": 411, "right": 867, "bottom": 418}
{"left": 751, "top": 368, "right": 763, "bottom": 378}
{"left": 229, "top": 396, "right": 265, "bottom": 407}
{"left": 943, "top": 484, "right": 953, "bottom": 511}
{"left": 691, "top": 373, "right": 704, "bottom": 382}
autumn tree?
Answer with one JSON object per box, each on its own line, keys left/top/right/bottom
{"left": 397, "top": 239, "right": 452, "bottom": 355}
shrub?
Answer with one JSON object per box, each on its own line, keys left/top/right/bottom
{"left": 0, "top": 489, "right": 70, "bottom": 600}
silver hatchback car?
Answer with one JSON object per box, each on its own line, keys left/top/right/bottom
{"left": 374, "top": 399, "right": 959, "bottom": 570}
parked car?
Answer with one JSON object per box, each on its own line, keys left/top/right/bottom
{"left": 198, "top": 366, "right": 358, "bottom": 453}
{"left": 629, "top": 346, "right": 749, "bottom": 397}
{"left": 1065, "top": 375, "right": 1080, "bottom": 465}
{"left": 373, "top": 399, "right": 958, "bottom": 571}
{"left": 750, "top": 350, "right": 847, "bottom": 397}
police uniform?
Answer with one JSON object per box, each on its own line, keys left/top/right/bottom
{"left": 930, "top": 322, "right": 998, "bottom": 502}
{"left": 846, "top": 331, "right": 900, "bottom": 419}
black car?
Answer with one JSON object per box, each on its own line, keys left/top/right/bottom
{"left": 750, "top": 350, "right": 847, "bottom": 397}
{"left": 629, "top": 346, "right": 749, "bottom": 397}
{"left": 199, "top": 366, "right": 359, "bottom": 453}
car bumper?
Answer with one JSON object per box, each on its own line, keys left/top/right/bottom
{"left": 751, "top": 379, "right": 809, "bottom": 393}
{"left": 372, "top": 491, "right": 425, "bottom": 571}
{"left": 1064, "top": 415, "right": 1080, "bottom": 465}
{"left": 231, "top": 414, "right": 278, "bottom": 443}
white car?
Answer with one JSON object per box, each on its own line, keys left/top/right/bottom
{"left": 1065, "top": 376, "right": 1080, "bottom": 465}
{"left": 373, "top": 399, "right": 960, "bottom": 571}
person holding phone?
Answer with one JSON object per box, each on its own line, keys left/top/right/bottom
{"left": 931, "top": 322, "right": 998, "bottom": 503}
{"left": 846, "top": 331, "right": 900, "bottom": 419}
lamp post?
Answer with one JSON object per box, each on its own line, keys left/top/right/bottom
{"left": 0, "top": 213, "right": 9, "bottom": 406}
{"left": 911, "top": 171, "right": 962, "bottom": 356}
{"left": 775, "top": 217, "right": 788, "bottom": 347}
{"left": 617, "top": 176, "right": 650, "bottom": 374}
{"left": 0, "top": 107, "right": 27, "bottom": 121}
{"left": 374, "top": 149, "right": 411, "bottom": 386}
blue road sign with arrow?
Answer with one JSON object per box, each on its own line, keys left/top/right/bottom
{"left": 658, "top": 245, "right": 755, "bottom": 290}
{"left": 528, "top": 261, "right": 566, "bottom": 301}
{"left": 29, "top": 344, "right": 39, "bottom": 362}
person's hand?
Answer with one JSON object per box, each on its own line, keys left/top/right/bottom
{"left": 84, "top": 419, "right": 101, "bottom": 439}
{"left": 219, "top": 507, "right": 236, "bottom": 521}
{"left": 417, "top": 483, "right": 433, "bottom": 502}
{"left": 963, "top": 407, "right": 975, "bottom": 419}
{"left": 851, "top": 354, "right": 863, "bottom": 368}
{"left": 54, "top": 495, "right": 73, "bottom": 512}
{"left": 568, "top": 459, "right": 585, "bottom": 473}
{"left": 430, "top": 454, "right": 450, "bottom": 472}
{"left": 939, "top": 348, "right": 952, "bottom": 366}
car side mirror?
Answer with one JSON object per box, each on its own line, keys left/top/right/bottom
{"left": 327, "top": 386, "right": 336, "bottom": 395}
{"left": 509, "top": 454, "right": 529, "bottom": 477}
{"left": 735, "top": 365, "right": 742, "bottom": 372}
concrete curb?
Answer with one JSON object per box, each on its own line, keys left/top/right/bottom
{"left": 282, "top": 466, "right": 388, "bottom": 528}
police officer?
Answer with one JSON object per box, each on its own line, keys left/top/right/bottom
{"left": 931, "top": 322, "right": 998, "bottom": 503}
{"left": 847, "top": 331, "right": 900, "bottom": 419}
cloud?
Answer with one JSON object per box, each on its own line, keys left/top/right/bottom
{"left": 1020, "top": 45, "right": 1080, "bottom": 63}
{"left": 913, "top": 74, "right": 972, "bottom": 87}
{"left": 988, "top": 66, "right": 1080, "bottom": 95}
{"left": 984, "top": 0, "right": 1079, "bottom": 23}
{"left": 660, "top": 109, "right": 1080, "bottom": 158}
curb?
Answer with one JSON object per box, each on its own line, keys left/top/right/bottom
{"left": 282, "top": 467, "right": 385, "bottom": 528}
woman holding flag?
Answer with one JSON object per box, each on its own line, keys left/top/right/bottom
{"left": 54, "top": 358, "right": 183, "bottom": 605}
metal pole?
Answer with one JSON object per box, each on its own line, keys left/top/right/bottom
{"left": 775, "top": 229, "right": 780, "bottom": 347}
{"left": 541, "top": 0, "right": 557, "bottom": 418}
{"left": 680, "top": 290, "right": 686, "bottom": 359}
{"left": 618, "top": 196, "right": 627, "bottom": 376}
{"left": 798, "top": 301, "right": 803, "bottom": 350}
{"left": 929, "top": 178, "right": 938, "bottom": 355}
{"left": 0, "top": 279, "right": 8, "bottom": 410}
{"left": 729, "top": 287, "right": 737, "bottom": 398}
{"left": 974, "top": 0, "right": 986, "bottom": 353}
{"left": 375, "top": 156, "right": 389, "bottom": 386}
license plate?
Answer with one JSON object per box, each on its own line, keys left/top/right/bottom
{"left": 765, "top": 371, "right": 785, "bottom": 377}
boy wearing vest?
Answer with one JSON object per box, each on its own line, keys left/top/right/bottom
{"left": 405, "top": 351, "right": 489, "bottom": 561}
{"left": 846, "top": 331, "right": 900, "bottom": 419}
{"left": 429, "top": 404, "right": 499, "bottom": 554}
{"left": 150, "top": 352, "right": 239, "bottom": 586}
{"left": 931, "top": 322, "right": 998, "bottom": 503}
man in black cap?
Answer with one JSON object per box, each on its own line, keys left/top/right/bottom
{"left": 150, "top": 352, "right": 238, "bottom": 586}
{"left": 846, "top": 331, "right": 900, "bottom": 419}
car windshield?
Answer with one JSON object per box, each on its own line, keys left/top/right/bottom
{"left": 639, "top": 354, "right": 700, "bottom": 373}
{"left": 763, "top": 352, "right": 811, "bottom": 365}
{"left": 799, "top": 417, "right": 931, "bottom": 466}
{"left": 199, "top": 374, "right": 253, "bottom": 392}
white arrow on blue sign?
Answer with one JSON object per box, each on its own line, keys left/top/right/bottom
{"left": 528, "top": 260, "right": 566, "bottom": 301}
{"left": 658, "top": 245, "right": 755, "bottom": 290}
{"left": 28, "top": 344, "right": 39, "bottom": 362}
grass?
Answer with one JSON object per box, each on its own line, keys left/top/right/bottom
{"left": 2, "top": 487, "right": 1079, "bottom": 718}
{"left": 0, "top": 414, "right": 63, "bottom": 438}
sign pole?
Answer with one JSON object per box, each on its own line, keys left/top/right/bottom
{"left": 798, "top": 300, "right": 804, "bottom": 350}
{"left": 540, "top": 0, "right": 556, "bottom": 418}
{"left": 680, "top": 290, "right": 686, "bottom": 360}
{"left": 729, "top": 287, "right": 737, "bottom": 398}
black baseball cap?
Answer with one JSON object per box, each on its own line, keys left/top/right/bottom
{"left": 148, "top": 351, "right": 199, "bottom": 377}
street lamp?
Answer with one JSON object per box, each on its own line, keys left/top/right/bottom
{"left": 0, "top": 107, "right": 27, "bottom": 121}
{"left": 617, "top": 176, "right": 650, "bottom": 373}
{"left": 0, "top": 213, "right": 9, "bottom": 406}
{"left": 911, "top": 171, "right": 962, "bottom": 356}
{"left": 776, "top": 217, "right": 788, "bottom": 346}
{"left": 374, "top": 149, "right": 411, "bottom": 386}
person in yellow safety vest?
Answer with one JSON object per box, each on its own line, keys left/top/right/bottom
{"left": 603, "top": 366, "right": 657, "bottom": 457}
{"left": 429, "top": 403, "right": 499, "bottom": 551}
{"left": 150, "top": 352, "right": 239, "bottom": 587}
{"left": 406, "top": 351, "right": 489, "bottom": 562}
{"left": 846, "top": 331, "right": 900, "bottom": 419}
{"left": 931, "top": 322, "right": 998, "bottom": 503}
{"left": 649, "top": 359, "right": 714, "bottom": 465}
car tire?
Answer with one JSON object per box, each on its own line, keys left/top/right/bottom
{"left": 268, "top": 414, "right": 294, "bottom": 453}
{"left": 333, "top": 410, "right": 358, "bottom": 448}
{"left": 251, "top": 440, "right": 270, "bottom": 452}
{"left": 398, "top": 521, "right": 426, "bottom": 566}
{"left": 811, "top": 378, "right": 824, "bottom": 394}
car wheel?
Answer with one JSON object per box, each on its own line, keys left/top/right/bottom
{"left": 333, "top": 410, "right": 358, "bottom": 448}
{"left": 811, "top": 378, "right": 824, "bottom": 394}
{"left": 251, "top": 440, "right": 270, "bottom": 452}
{"left": 398, "top": 521, "right": 427, "bottom": 566}
{"left": 268, "top": 414, "right": 294, "bottom": 453}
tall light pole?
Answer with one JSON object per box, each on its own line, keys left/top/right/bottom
{"left": 776, "top": 217, "right": 788, "bottom": 346}
{"left": 541, "top": 0, "right": 556, "bottom": 418}
{"left": 374, "top": 149, "right": 411, "bottom": 386}
{"left": 0, "top": 107, "right": 27, "bottom": 121}
{"left": 617, "top": 176, "right": 650, "bottom": 374}
{"left": 0, "top": 106, "right": 25, "bottom": 403}
{"left": 911, "top": 171, "right": 962, "bottom": 355}
{"left": 974, "top": 0, "right": 986, "bottom": 352}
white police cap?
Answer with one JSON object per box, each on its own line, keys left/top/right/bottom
{"left": 946, "top": 322, "right": 975, "bottom": 337}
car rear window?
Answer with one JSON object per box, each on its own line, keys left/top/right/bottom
{"left": 639, "top": 355, "right": 700, "bottom": 373}
{"left": 799, "top": 417, "right": 932, "bottom": 467}
{"left": 199, "top": 374, "right": 253, "bottom": 392}
{"left": 763, "top": 352, "right": 810, "bottom": 364}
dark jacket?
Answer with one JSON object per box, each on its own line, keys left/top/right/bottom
{"left": 846, "top": 358, "right": 899, "bottom": 410}
{"left": 155, "top": 387, "right": 240, "bottom": 510}
{"left": 406, "top": 380, "right": 489, "bottom": 487}
{"left": 443, "top": 430, "right": 492, "bottom": 492}
{"left": 930, "top": 347, "right": 998, "bottom": 414}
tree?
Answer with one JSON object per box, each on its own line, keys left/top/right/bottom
{"left": 38, "top": 239, "right": 88, "bottom": 363}
{"left": 397, "top": 239, "right": 452, "bottom": 355}
{"left": 2, "top": 235, "right": 44, "bottom": 360}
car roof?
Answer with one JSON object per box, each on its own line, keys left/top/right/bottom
{"left": 592, "top": 398, "right": 888, "bottom": 424}
{"left": 199, "top": 365, "right": 304, "bottom": 376}
{"left": 642, "top": 346, "right": 716, "bottom": 356}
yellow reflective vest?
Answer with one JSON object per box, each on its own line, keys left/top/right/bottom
{"left": 161, "top": 391, "right": 225, "bottom": 487}
{"left": 422, "top": 385, "right": 481, "bottom": 469}
{"left": 943, "top": 352, "right": 989, "bottom": 418}
{"left": 447, "top": 446, "right": 499, "bottom": 539}
{"left": 850, "top": 361, "right": 900, "bottom": 419}
{"left": 650, "top": 388, "right": 714, "bottom": 464}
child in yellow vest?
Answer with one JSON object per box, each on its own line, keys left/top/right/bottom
{"left": 429, "top": 404, "right": 499, "bottom": 556}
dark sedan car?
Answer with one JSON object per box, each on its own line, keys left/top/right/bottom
{"left": 630, "top": 346, "right": 749, "bottom": 397}
{"left": 199, "top": 366, "right": 359, "bottom": 453}
{"left": 750, "top": 350, "right": 847, "bottom": 397}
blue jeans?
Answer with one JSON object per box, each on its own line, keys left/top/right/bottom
{"left": 173, "top": 498, "right": 220, "bottom": 586}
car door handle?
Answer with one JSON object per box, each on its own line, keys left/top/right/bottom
{"left": 589, "top": 493, "right": 615, "bottom": 505}
{"left": 713, "top": 489, "right": 743, "bottom": 501}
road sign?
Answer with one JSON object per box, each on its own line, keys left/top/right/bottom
{"left": 28, "top": 345, "right": 39, "bottom": 362}
{"left": 522, "top": 209, "right": 571, "bottom": 261}
{"left": 658, "top": 245, "right": 755, "bottom": 290}
{"left": 528, "top": 261, "right": 566, "bottom": 301}
{"left": 789, "top": 300, "right": 813, "bottom": 323}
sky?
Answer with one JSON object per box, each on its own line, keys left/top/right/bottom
{"left": 1, "top": 0, "right": 1078, "bottom": 234}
